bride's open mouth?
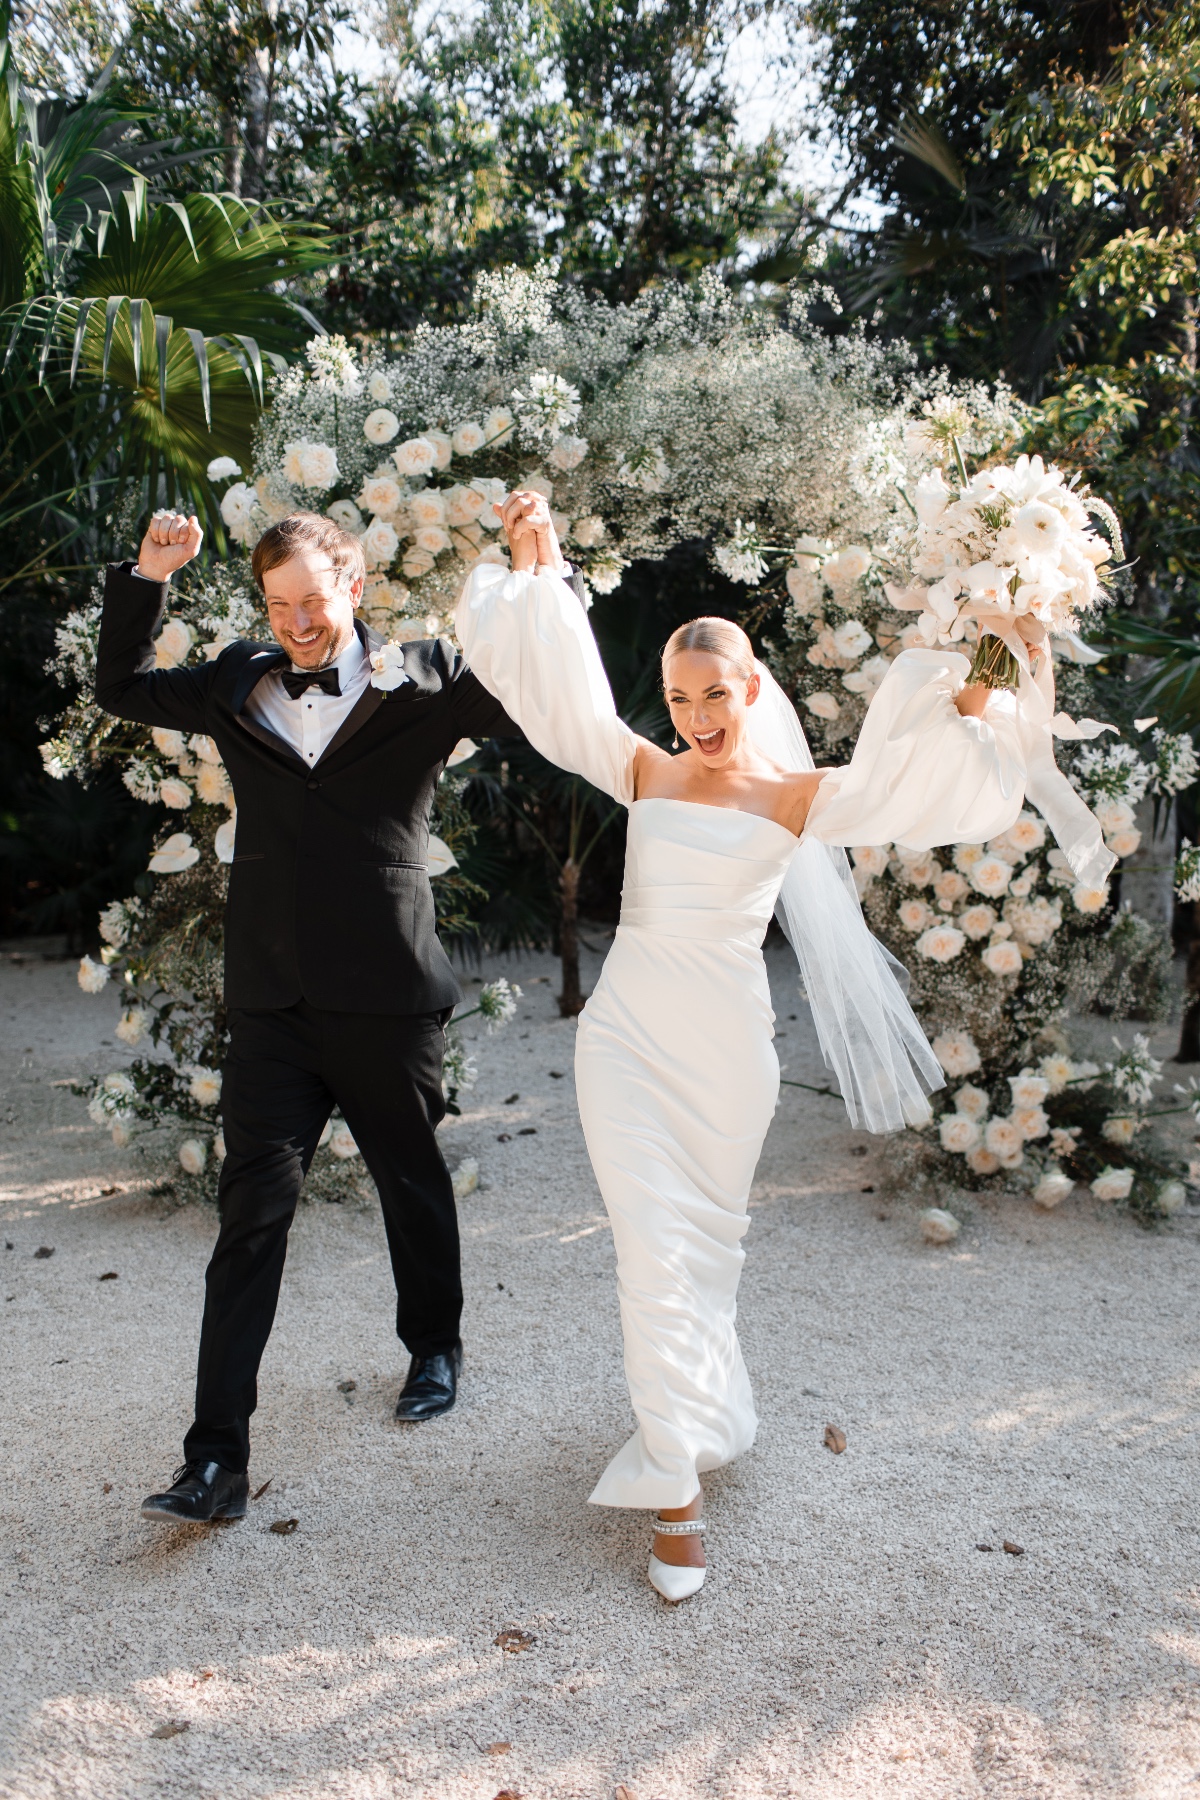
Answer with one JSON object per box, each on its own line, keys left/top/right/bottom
{"left": 694, "top": 727, "right": 725, "bottom": 758}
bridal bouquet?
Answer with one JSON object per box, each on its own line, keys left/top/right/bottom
{"left": 884, "top": 450, "right": 1124, "bottom": 691}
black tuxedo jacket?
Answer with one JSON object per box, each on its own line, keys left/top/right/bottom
{"left": 94, "top": 563, "right": 518, "bottom": 1014}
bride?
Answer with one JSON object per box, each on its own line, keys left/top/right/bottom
{"left": 456, "top": 489, "right": 1079, "bottom": 1601}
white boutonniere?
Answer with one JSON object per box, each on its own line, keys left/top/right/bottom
{"left": 369, "top": 642, "right": 411, "bottom": 691}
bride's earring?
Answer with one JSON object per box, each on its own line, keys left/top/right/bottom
{"left": 672, "top": 731, "right": 679, "bottom": 750}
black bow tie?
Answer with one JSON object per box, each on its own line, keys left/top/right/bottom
{"left": 281, "top": 666, "right": 341, "bottom": 700}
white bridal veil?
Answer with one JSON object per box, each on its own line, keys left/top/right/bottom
{"left": 746, "top": 660, "right": 944, "bottom": 1132}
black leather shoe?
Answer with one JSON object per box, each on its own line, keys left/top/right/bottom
{"left": 141, "top": 1461, "right": 249, "bottom": 1523}
{"left": 394, "top": 1341, "right": 462, "bottom": 1421}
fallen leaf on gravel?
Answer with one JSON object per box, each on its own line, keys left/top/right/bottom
{"left": 496, "top": 1133, "right": 512, "bottom": 1143}
{"left": 976, "top": 1543, "right": 994, "bottom": 1552}
{"left": 504, "top": 1093, "right": 520, "bottom": 1104}
{"left": 269, "top": 1518, "right": 299, "bottom": 1535}
{"left": 823, "top": 1424, "right": 847, "bottom": 1454}
{"left": 33, "top": 1246, "right": 54, "bottom": 1259}
{"left": 99, "top": 1185, "right": 120, "bottom": 1196}
{"left": 195, "top": 1670, "right": 214, "bottom": 1682}
{"left": 493, "top": 1790, "right": 523, "bottom": 1800}
{"left": 102, "top": 1482, "right": 113, "bottom": 1494}
{"left": 861, "top": 1184, "right": 875, "bottom": 1193}
{"left": 517, "top": 1127, "right": 537, "bottom": 1136}
{"left": 149, "top": 1721, "right": 189, "bottom": 1740}
{"left": 486, "top": 1742, "right": 512, "bottom": 1755}
{"left": 337, "top": 1379, "right": 357, "bottom": 1393}
{"left": 493, "top": 1628, "right": 536, "bottom": 1653}
{"left": 99, "top": 1271, "right": 118, "bottom": 1281}
{"left": 1002, "top": 1540, "right": 1025, "bottom": 1556}
{"left": 549, "top": 1070, "right": 564, "bottom": 1079}
{"left": 4, "top": 1242, "right": 11, "bottom": 1250}
{"left": 252, "top": 1479, "right": 272, "bottom": 1501}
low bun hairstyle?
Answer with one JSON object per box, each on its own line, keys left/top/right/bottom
{"left": 662, "top": 616, "right": 755, "bottom": 681}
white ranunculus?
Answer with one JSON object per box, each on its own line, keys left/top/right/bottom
{"left": 1106, "top": 828, "right": 1141, "bottom": 858}
{"left": 450, "top": 420, "right": 488, "bottom": 457}
{"left": 78, "top": 954, "right": 110, "bottom": 993}
{"left": 282, "top": 440, "right": 339, "bottom": 490}
{"left": 932, "top": 1031, "right": 981, "bottom": 1078}
{"left": 154, "top": 619, "right": 194, "bottom": 669}
{"left": 361, "top": 518, "right": 400, "bottom": 568}
{"left": 1008, "top": 1071, "right": 1051, "bottom": 1109}
{"left": 402, "top": 547, "right": 437, "bottom": 579}
{"left": 1072, "top": 883, "right": 1110, "bottom": 914}
{"left": 189, "top": 1067, "right": 222, "bottom": 1107}
{"left": 214, "top": 818, "right": 237, "bottom": 863}
{"left": 914, "top": 468, "right": 952, "bottom": 525}
{"left": 409, "top": 489, "right": 447, "bottom": 527}
{"left": 393, "top": 436, "right": 438, "bottom": 477}
{"left": 939, "top": 1113, "right": 981, "bottom": 1154}
{"left": 425, "top": 429, "right": 453, "bottom": 469}
{"left": 970, "top": 855, "right": 1014, "bottom": 898}
{"left": 427, "top": 833, "right": 458, "bottom": 876}
{"left": 414, "top": 525, "right": 451, "bottom": 555}
{"left": 1091, "top": 1165, "right": 1133, "bottom": 1201}
{"left": 149, "top": 832, "right": 200, "bottom": 874}
{"left": 178, "top": 1137, "right": 207, "bottom": 1176}
{"left": 1034, "top": 1167, "right": 1074, "bottom": 1209}
{"left": 831, "top": 619, "right": 873, "bottom": 661}
{"left": 115, "top": 1008, "right": 148, "bottom": 1047}
{"left": 805, "top": 691, "right": 840, "bottom": 721}
{"left": 984, "top": 1116, "right": 1024, "bottom": 1160}
{"left": 954, "top": 1083, "right": 990, "bottom": 1122}
{"left": 364, "top": 408, "right": 400, "bottom": 445}
{"left": 219, "top": 481, "right": 259, "bottom": 544}
{"left": 966, "top": 1146, "right": 1001, "bottom": 1176}
{"left": 357, "top": 475, "right": 403, "bottom": 518}
{"left": 206, "top": 455, "right": 241, "bottom": 481}
{"left": 916, "top": 924, "right": 965, "bottom": 962}
{"left": 548, "top": 433, "right": 589, "bottom": 472}
{"left": 982, "top": 939, "right": 1023, "bottom": 976}
{"left": 919, "top": 1207, "right": 960, "bottom": 1244}
{"left": 1157, "top": 1180, "right": 1187, "bottom": 1216}
{"left": 158, "top": 776, "right": 192, "bottom": 810}
{"left": 329, "top": 1122, "right": 360, "bottom": 1159}
{"left": 483, "top": 406, "right": 516, "bottom": 446}
{"left": 1012, "top": 500, "right": 1066, "bottom": 558}
{"left": 1102, "top": 1115, "right": 1137, "bottom": 1146}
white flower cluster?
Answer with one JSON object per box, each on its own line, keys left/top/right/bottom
{"left": 1176, "top": 838, "right": 1200, "bottom": 903}
{"left": 935, "top": 1055, "right": 1105, "bottom": 1176}
{"left": 477, "top": 976, "right": 522, "bottom": 1033}
{"left": 884, "top": 453, "right": 1116, "bottom": 650}
{"left": 1149, "top": 728, "right": 1199, "bottom": 798}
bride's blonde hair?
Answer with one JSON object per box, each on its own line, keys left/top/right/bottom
{"left": 662, "top": 616, "right": 755, "bottom": 681}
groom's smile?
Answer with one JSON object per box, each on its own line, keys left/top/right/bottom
{"left": 260, "top": 542, "right": 363, "bottom": 669}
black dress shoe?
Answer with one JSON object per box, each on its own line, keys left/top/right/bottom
{"left": 141, "top": 1461, "right": 249, "bottom": 1523}
{"left": 394, "top": 1341, "right": 462, "bottom": 1421}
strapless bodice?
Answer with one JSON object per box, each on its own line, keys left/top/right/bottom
{"left": 618, "top": 799, "right": 797, "bottom": 947}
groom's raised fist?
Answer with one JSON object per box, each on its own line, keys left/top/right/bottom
{"left": 137, "top": 509, "right": 204, "bottom": 582}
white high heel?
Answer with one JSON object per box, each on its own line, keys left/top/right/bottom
{"left": 648, "top": 1514, "right": 706, "bottom": 1601}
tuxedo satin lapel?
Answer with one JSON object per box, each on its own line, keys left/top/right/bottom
{"left": 230, "top": 644, "right": 307, "bottom": 767}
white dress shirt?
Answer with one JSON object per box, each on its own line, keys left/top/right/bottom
{"left": 243, "top": 630, "right": 373, "bottom": 766}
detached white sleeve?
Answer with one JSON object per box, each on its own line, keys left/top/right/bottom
{"left": 455, "top": 562, "right": 637, "bottom": 805}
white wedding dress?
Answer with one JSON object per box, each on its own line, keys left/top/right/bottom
{"left": 455, "top": 562, "right": 1068, "bottom": 1510}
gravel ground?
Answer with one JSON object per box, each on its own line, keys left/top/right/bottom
{"left": 2, "top": 939, "right": 1200, "bottom": 1800}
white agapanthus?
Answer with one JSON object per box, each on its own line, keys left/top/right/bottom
{"left": 715, "top": 541, "right": 769, "bottom": 586}
{"left": 87, "top": 1071, "right": 136, "bottom": 1125}
{"left": 206, "top": 456, "right": 242, "bottom": 481}
{"left": 442, "top": 1038, "right": 478, "bottom": 1098}
{"left": 305, "top": 334, "right": 359, "bottom": 393}
{"left": 514, "top": 371, "right": 582, "bottom": 443}
{"left": 1176, "top": 839, "right": 1200, "bottom": 903}
{"left": 1150, "top": 729, "right": 1200, "bottom": 797}
{"left": 98, "top": 899, "right": 141, "bottom": 949}
{"left": 588, "top": 552, "right": 628, "bottom": 595}
{"left": 364, "top": 408, "right": 401, "bottom": 445}
{"left": 1107, "top": 1033, "right": 1162, "bottom": 1108}
{"left": 477, "top": 976, "right": 522, "bottom": 1033}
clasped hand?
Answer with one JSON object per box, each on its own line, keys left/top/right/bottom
{"left": 494, "top": 490, "right": 566, "bottom": 575}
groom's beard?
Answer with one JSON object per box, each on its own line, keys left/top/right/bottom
{"left": 278, "top": 619, "right": 354, "bottom": 670}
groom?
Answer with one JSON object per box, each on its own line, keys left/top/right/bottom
{"left": 95, "top": 508, "right": 520, "bottom": 1522}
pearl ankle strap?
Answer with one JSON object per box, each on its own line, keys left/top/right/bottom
{"left": 653, "top": 1516, "right": 706, "bottom": 1536}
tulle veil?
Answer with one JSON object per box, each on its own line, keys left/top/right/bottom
{"left": 747, "top": 660, "right": 944, "bottom": 1132}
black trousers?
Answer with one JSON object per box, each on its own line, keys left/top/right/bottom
{"left": 182, "top": 1001, "right": 459, "bottom": 1472}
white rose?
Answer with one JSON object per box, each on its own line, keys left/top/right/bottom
{"left": 982, "top": 939, "right": 1023, "bottom": 976}
{"left": 1034, "top": 1168, "right": 1074, "bottom": 1209}
{"left": 402, "top": 547, "right": 437, "bottom": 579}
{"left": 898, "top": 852, "right": 939, "bottom": 888}
{"left": 805, "top": 691, "right": 840, "bottom": 721}
{"left": 219, "top": 481, "right": 259, "bottom": 544}
{"left": 364, "top": 408, "right": 400, "bottom": 445}
{"left": 1102, "top": 1115, "right": 1137, "bottom": 1146}
{"left": 78, "top": 954, "right": 110, "bottom": 993}
{"left": 851, "top": 845, "right": 889, "bottom": 878}
{"left": 1006, "top": 812, "right": 1046, "bottom": 855}
{"left": 367, "top": 371, "right": 393, "bottom": 401}
{"left": 409, "top": 489, "right": 447, "bottom": 527}
{"left": 425, "top": 429, "right": 453, "bottom": 469}
{"left": 1008, "top": 1071, "right": 1050, "bottom": 1109}
{"left": 548, "top": 434, "right": 588, "bottom": 472}
{"left": 960, "top": 904, "right": 997, "bottom": 941}
{"left": 1106, "top": 828, "right": 1141, "bottom": 858}
{"left": 831, "top": 619, "right": 873, "bottom": 661}
{"left": 444, "top": 484, "right": 486, "bottom": 525}
{"left": 1072, "top": 883, "right": 1110, "bottom": 914}
{"left": 939, "top": 1113, "right": 981, "bottom": 1154}
{"left": 189, "top": 1067, "right": 222, "bottom": 1107}
{"left": 329, "top": 1122, "right": 359, "bottom": 1159}
{"left": 970, "top": 856, "right": 1014, "bottom": 898}
{"left": 1094, "top": 798, "right": 1135, "bottom": 834}
{"left": 786, "top": 566, "right": 823, "bottom": 615}
{"left": 149, "top": 832, "right": 200, "bottom": 874}
{"left": 898, "top": 898, "right": 934, "bottom": 932}
{"left": 984, "top": 1116, "right": 1024, "bottom": 1161}
{"left": 954, "top": 844, "right": 985, "bottom": 873}
{"left": 483, "top": 406, "right": 516, "bottom": 446}
{"left": 932, "top": 1031, "right": 981, "bottom": 1078}
{"left": 393, "top": 436, "right": 438, "bottom": 477}
{"left": 357, "top": 475, "right": 404, "bottom": 517}
{"left": 915, "top": 924, "right": 965, "bottom": 962}
{"left": 1090, "top": 1165, "right": 1133, "bottom": 1201}
{"left": 954, "top": 1083, "right": 990, "bottom": 1122}
{"left": 414, "top": 525, "right": 451, "bottom": 555}
{"left": 841, "top": 654, "right": 891, "bottom": 698}
{"left": 361, "top": 518, "right": 400, "bottom": 568}
{"left": 178, "top": 1137, "right": 208, "bottom": 1176}
{"left": 966, "top": 1146, "right": 1001, "bottom": 1176}
{"left": 549, "top": 509, "right": 570, "bottom": 542}
{"left": 1013, "top": 1105, "right": 1049, "bottom": 1141}
{"left": 1157, "top": 1180, "right": 1187, "bottom": 1216}
{"left": 154, "top": 619, "right": 193, "bottom": 669}
{"left": 933, "top": 869, "right": 969, "bottom": 905}
{"left": 158, "top": 776, "right": 192, "bottom": 810}
{"left": 919, "top": 1207, "right": 961, "bottom": 1243}
{"left": 450, "top": 420, "right": 488, "bottom": 457}
{"left": 214, "top": 1129, "right": 227, "bottom": 1164}
{"left": 215, "top": 818, "right": 237, "bottom": 863}
{"left": 283, "top": 440, "right": 339, "bottom": 490}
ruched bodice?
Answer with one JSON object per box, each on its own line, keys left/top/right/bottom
{"left": 618, "top": 800, "right": 797, "bottom": 947}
